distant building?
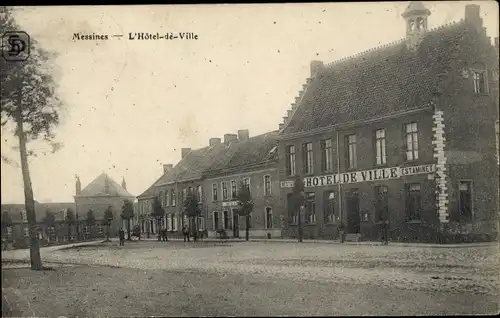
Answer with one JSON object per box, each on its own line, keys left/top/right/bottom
{"left": 277, "top": 2, "right": 499, "bottom": 242}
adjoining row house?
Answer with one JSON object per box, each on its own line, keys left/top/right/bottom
{"left": 137, "top": 130, "right": 282, "bottom": 238}
{"left": 276, "top": 2, "right": 499, "bottom": 242}
{"left": 1, "top": 173, "right": 135, "bottom": 246}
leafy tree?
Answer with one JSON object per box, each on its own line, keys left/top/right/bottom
{"left": 183, "top": 188, "right": 201, "bottom": 240}
{"left": 102, "top": 206, "right": 114, "bottom": 242}
{"left": 86, "top": 209, "right": 96, "bottom": 238}
{"left": 1, "top": 7, "right": 63, "bottom": 270}
{"left": 291, "top": 176, "right": 305, "bottom": 243}
{"left": 1, "top": 211, "right": 13, "bottom": 238}
{"left": 236, "top": 181, "right": 254, "bottom": 241}
{"left": 121, "top": 199, "right": 134, "bottom": 240}
{"left": 65, "top": 209, "right": 76, "bottom": 241}
{"left": 151, "top": 197, "right": 164, "bottom": 241}
{"left": 43, "top": 209, "right": 56, "bottom": 241}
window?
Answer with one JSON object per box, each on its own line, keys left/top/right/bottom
{"left": 182, "top": 188, "right": 187, "bottom": 202}
{"left": 84, "top": 225, "right": 89, "bottom": 234}
{"left": 173, "top": 214, "right": 178, "bottom": 231}
{"left": 324, "top": 191, "right": 336, "bottom": 224}
{"left": 165, "top": 190, "right": 169, "bottom": 207}
{"left": 287, "top": 194, "right": 298, "bottom": 225}
{"left": 223, "top": 211, "right": 230, "bottom": 229}
{"left": 458, "top": 181, "right": 473, "bottom": 222}
{"left": 305, "top": 192, "right": 316, "bottom": 224}
{"left": 7, "top": 226, "right": 12, "bottom": 236}
{"left": 212, "top": 183, "right": 218, "bottom": 201}
{"left": 375, "top": 129, "right": 387, "bottom": 165}
{"left": 24, "top": 227, "right": 29, "bottom": 237}
{"left": 167, "top": 214, "right": 172, "bottom": 231}
{"left": 171, "top": 189, "right": 176, "bottom": 206}
{"left": 264, "top": 175, "right": 271, "bottom": 195}
{"left": 346, "top": 134, "right": 357, "bottom": 169}
{"left": 321, "top": 139, "right": 333, "bottom": 172}
{"left": 222, "top": 182, "right": 228, "bottom": 200}
{"left": 182, "top": 214, "right": 188, "bottom": 227}
{"left": 302, "top": 142, "right": 314, "bottom": 174}
{"left": 197, "top": 216, "right": 205, "bottom": 231}
{"left": 21, "top": 210, "right": 27, "bottom": 223}
{"left": 285, "top": 145, "right": 296, "bottom": 176}
{"left": 159, "top": 191, "right": 164, "bottom": 207}
{"left": 404, "top": 123, "right": 419, "bottom": 161}
{"left": 98, "top": 224, "right": 104, "bottom": 234}
{"left": 374, "top": 185, "right": 389, "bottom": 221}
{"left": 213, "top": 211, "right": 220, "bottom": 230}
{"left": 472, "top": 70, "right": 487, "bottom": 94}
{"left": 406, "top": 183, "right": 421, "bottom": 221}
{"left": 243, "top": 178, "right": 250, "bottom": 193}
{"left": 231, "top": 180, "right": 237, "bottom": 199}
{"left": 197, "top": 185, "right": 202, "bottom": 203}
{"left": 265, "top": 207, "right": 273, "bottom": 229}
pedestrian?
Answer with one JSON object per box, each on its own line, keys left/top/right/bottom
{"left": 384, "top": 220, "right": 389, "bottom": 245}
{"left": 119, "top": 228, "right": 125, "bottom": 246}
{"left": 182, "top": 225, "right": 190, "bottom": 242}
{"left": 162, "top": 228, "right": 168, "bottom": 242}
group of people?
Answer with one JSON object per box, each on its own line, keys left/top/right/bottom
{"left": 117, "top": 224, "right": 202, "bottom": 245}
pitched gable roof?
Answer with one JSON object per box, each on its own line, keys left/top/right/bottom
{"left": 2, "top": 202, "right": 76, "bottom": 223}
{"left": 137, "top": 175, "right": 165, "bottom": 199}
{"left": 79, "top": 173, "right": 134, "bottom": 198}
{"left": 281, "top": 20, "right": 473, "bottom": 136}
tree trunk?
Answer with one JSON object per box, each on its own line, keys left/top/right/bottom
{"left": 245, "top": 214, "right": 250, "bottom": 241}
{"left": 157, "top": 218, "right": 161, "bottom": 241}
{"left": 106, "top": 224, "right": 110, "bottom": 241}
{"left": 16, "top": 113, "right": 42, "bottom": 270}
{"left": 67, "top": 224, "right": 71, "bottom": 241}
{"left": 127, "top": 219, "right": 131, "bottom": 240}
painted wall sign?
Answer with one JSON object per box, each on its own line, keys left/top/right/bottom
{"left": 280, "top": 164, "right": 436, "bottom": 188}
{"left": 222, "top": 201, "right": 239, "bottom": 207}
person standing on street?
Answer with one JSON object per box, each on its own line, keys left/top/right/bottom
{"left": 119, "top": 228, "right": 125, "bottom": 246}
{"left": 182, "top": 225, "right": 190, "bottom": 242}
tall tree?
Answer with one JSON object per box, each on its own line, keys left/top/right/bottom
{"left": 1, "top": 7, "right": 63, "bottom": 270}
{"left": 86, "top": 209, "right": 96, "bottom": 239}
{"left": 236, "top": 181, "right": 254, "bottom": 241}
{"left": 65, "top": 209, "right": 76, "bottom": 241}
{"left": 151, "top": 197, "right": 164, "bottom": 241}
{"left": 121, "top": 199, "right": 134, "bottom": 241}
{"left": 42, "top": 209, "right": 56, "bottom": 241}
{"left": 102, "top": 206, "right": 114, "bottom": 242}
{"left": 183, "top": 188, "right": 201, "bottom": 240}
{"left": 291, "top": 176, "right": 305, "bottom": 243}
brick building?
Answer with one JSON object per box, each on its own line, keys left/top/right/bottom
{"left": 277, "top": 2, "right": 499, "bottom": 243}
{"left": 203, "top": 130, "right": 281, "bottom": 238}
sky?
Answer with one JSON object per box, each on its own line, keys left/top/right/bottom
{"left": 1, "top": 1, "right": 498, "bottom": 204}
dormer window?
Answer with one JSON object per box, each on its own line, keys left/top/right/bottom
{"left": 472, "top": 70, "right": 487, "bottom": 94}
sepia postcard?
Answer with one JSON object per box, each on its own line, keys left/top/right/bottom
{"left": 1, "top": 1, "right": 499, "bottom": 317}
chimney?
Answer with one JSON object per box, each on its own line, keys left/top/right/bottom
{"left": 181, "top": 148, "right": 191, "bottom": 159}
{"left": 310, "top": 60, "right": 324, "bottom": 77}
{"left": 465, "top": 4, "right": 482, "bottom": 28}
{"left": 223, "top": 133, "right": 238, "bottom": 145}
{"left": 209, "top": 138, "right": 221, "bottom": 147}
{"left": 237, "top": 129, "right": 249, "bottom": 141}
{"left": 163, "top": 164, "right": 173, "bottom": 174}
{"left": 121, "top": 177, "right": 127, "bottom": 190}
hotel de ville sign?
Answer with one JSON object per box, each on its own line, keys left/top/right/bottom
{"left": 280, "top": 164, "right": 436, "bottom": 188}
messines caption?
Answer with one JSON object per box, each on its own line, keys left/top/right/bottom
{"left": 72, "top": 32, "right": 199, "bottom": 41}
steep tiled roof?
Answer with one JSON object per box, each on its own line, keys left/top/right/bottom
{"left": 79, "top": 173, "right": 134, "bottom": 198}
{"left": 281, "top": 20, "right": 471, "bottom": 135}
{"left": 2, "top": 202, "right": 76, "bottom": 223}
{"left": 205, "top": 131, "right": 279, "bottom": 173}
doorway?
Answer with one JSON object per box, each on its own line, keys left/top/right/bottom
{"left": 345, "top": 189, "right": 360, "bottom": 233}
{"left": 232, "top": 210, "right": 240, "bottom": 238}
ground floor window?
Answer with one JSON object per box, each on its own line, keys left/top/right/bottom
{"left": 458, "top": 181, "right": 473, "bottom": 222}
{"left": 223, "top": 211, "right": 230, "bottom": 230}
{"left": 23, "top": 227, "right": 29, "bottom": 237}
{"left": 287, "top": 193, "right": 298, "bottom": 225}
{"left": 265, "top": 207, "right": 273, "bottom": 229}
{"left": 167, "top": 214, "right": 172, "bottom": 231}
{"left": 406, "top": 183, "right": 421, "bottom": 221}
{"left": 197, "top": 216, "right": 205, "bottom": 231}
{"left": 98, "top": 224, "right": 104, "bottom": 234}
{"left": 6, "top": 226, "right": 12, "bottom": 237}
{"left": 84, "top": 225, "right": 90, "bottom": 234}
{"left": 182, "top": 214, "right": 188, "bottom": 228}
{"left": 375, "top": 185, "right": 389, "bottom": 221}
{"left": 305, "top": 192, "right": 316, "bottom": 224}
{"left": 324, "top": 191, "right": 336, "bottom": 224}
{"left": 213, "top": 211, "right": 220, "bottom": 230}
{"left": 173, "top": 214, "right": 178, "bottom": 231}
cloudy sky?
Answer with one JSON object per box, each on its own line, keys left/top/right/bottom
{"left": 1, "top": 1, "right": 498, "bottom": 203}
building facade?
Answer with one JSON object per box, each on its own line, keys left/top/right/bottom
{"left": 277, "top": 2, "right": 499, "bottom": 243}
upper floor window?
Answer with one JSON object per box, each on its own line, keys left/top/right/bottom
{"left": 472, "top": 70, "right": 487, "bottom": 94}
{"left": 303, "top": 142, "right": 314, "bottom": 175}
{"left": 165, "top": 190, "right": 169, "bottom": 207}
{"left": 159, "top": 191, "right": 165, "bottom": 207}
{"left": 171, "top": 189, "right": 176, "bottom": 206}
{"left": 375, "top": 129, "right": 387, "bottom": 165}
{"left": 182, "top": 188, "right": 187, "bottom": 201}
{"left": 345, "top": 134, "right": 357, "bottom": 169}
{"left": 222, "top": 182, "right": 228, "bottom": 200}
{"left": 243, "top": 178, "right": 250, "bottom": 193}
{"left": 264, "top": 175, "right": 271, "bottom": 195}
{"left": 405, "top": 123, "right": 419, "bottom": 161}
{"left": 285, "top": 145, "right": 296, "bottom": 176}
{"left": 320, "top": 139, "right": 333, "bottom": 172}
{"left": 212, "top": 183, "right": 218, "bottom": 201}
{"left": 231, "top": 180, "right": 237, "bottom": 198}
{"left": 197, "top": 185, "right": 202, "bottom": 203}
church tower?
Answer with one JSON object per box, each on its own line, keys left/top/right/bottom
{"left": 402, "top": 1, "right": 431, "bottom": 51}
{"left": 75, "top": 174, "right": 81, "bottom": 196}
{"left": 121, "top": 177, "right": 127, "bottom": 191}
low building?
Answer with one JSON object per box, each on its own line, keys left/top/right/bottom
{"left": 277, "top": 2, "right": 499, "bottom": 242}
